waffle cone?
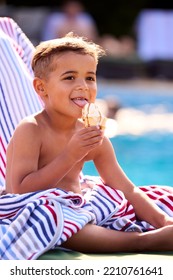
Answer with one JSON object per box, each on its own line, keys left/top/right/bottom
{"left": 84, "top": 116, "right": 101, "bottom": 127}
{"left": 83, "top": 116, "right": 107, "bottom": 131}
{"left": 100, "top": 116, "right": 107, "bottom": 131}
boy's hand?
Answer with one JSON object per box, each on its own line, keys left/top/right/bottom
{"left": 67, "top": 126, "right": 104, "bottom": 162}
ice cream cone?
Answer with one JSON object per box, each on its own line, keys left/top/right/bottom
{"left": 82, "top": 103, "right": 107, "bottom": 130}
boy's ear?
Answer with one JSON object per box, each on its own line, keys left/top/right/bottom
{"left": 33, "top": 77, "right": 47, "bottom": 97}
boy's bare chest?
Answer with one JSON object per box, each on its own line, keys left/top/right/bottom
{"left": 40, "top": 132, "right": 71, "bottom": 162}
{"left": 38, "top": 129, "right": 84, "bottom": 169}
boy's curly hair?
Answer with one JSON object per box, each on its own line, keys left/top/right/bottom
{"left": 32, "top": 32, "right": 106, "bottom": 79}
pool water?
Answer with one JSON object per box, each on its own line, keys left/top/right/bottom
{"left": 83, "top": 133, "right": 173, "bottom": 186}
{"left": 82, "top": 82, "right": 173, "bottom": 187}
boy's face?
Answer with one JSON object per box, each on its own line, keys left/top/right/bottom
{"left": 37, "top": 51, "right": 97, "bottom": 120}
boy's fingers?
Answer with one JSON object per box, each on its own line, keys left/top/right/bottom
{"left": 80, "top": 126, "right": 102, "bottom": 137}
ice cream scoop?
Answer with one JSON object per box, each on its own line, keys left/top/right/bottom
{"left": 82, "top": 103, "right": 107, "bottom": 130}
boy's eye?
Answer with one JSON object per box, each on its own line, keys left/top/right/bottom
{"left": 65, "top": 76, "right": 75, "bottom": 80}
{"left": 87, "top": 76, "right": 95, "bottom": 81}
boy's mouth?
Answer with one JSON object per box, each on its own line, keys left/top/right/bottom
{"left": 71, "top": 97, "right": 88, "bottom": 108}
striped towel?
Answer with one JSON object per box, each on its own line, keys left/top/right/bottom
{"left": 82, "top": 176, "right": 173, "bottom": 232}
{"left": 0, "top": 188, "right": 95, "bottom": 260}
{"left": 1, "top": 178, "right": 173, "bottom": 259}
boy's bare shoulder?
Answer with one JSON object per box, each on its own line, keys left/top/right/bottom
{"left": 12, "top": 112, "right": 42, "bottom": 141}
{"left": 16, "top": 114, "right": 40, "bottom": 129}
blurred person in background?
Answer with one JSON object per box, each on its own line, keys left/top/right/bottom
{"left": 41, "top": 0, "right": 135, "bottom": 57}
{"left": 41, "top": 0, "right": 99, "bottom": 42}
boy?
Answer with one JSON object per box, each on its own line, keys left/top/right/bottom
{"left": 4, "top": 32, "right": 173, "bottom": 254}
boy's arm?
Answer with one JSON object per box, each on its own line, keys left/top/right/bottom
{"left": 7, "top": 122, "right": 103, "bottom": 194}
{"left": 93, "top": 136, "right": 173, "bottom": 228}
{"left": 7, "top": 122, "right": 75, "bottom": 194}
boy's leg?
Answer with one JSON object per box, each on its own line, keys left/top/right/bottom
{"left": 62, "top": 223, "right": 173, "bottom": 253}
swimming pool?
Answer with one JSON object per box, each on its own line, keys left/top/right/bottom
{"left": 82, "top": 81, "right": 173, "bottom": 187}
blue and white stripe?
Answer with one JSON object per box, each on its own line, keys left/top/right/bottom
{"left": 0, "top": 188, "right": 95, "bottom": 260}
{"left": 0, "top": 17, "right": 42, "bottom": 187}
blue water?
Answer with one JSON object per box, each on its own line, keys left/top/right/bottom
{"left": 82, "top": 82, "right": 173, "bottom": 187}
{"left": 97, "top": 83, "right": 173, "bottom": 113}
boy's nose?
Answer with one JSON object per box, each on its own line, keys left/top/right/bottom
{"left": 76, "top": 79, "right": 88, "bottom": 90}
